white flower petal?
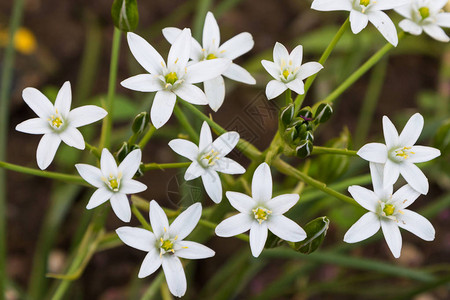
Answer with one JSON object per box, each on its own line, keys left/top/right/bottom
{"left": 169, "top": 202, "right": 202, "bottom": 240}
{"left": 116, "top": 226, "right": 156, "bottom": 252}
{"left": 168, "top": 28, "right": 191, "bottom": 69}
{"left": 383, "top": 159, "right": 400, "bottom": 188}
{"left": 289, "top": 45, "right": 303, "bottom": 67}
{"left": 226, "top": 191, "right": 256, "bottom": 213}
{"left": 273, "top": 42, "right": 289, "bottom": 66}
{"left": 86, "top": 188, "right": 113, "bottom": 209}
{"left": 151, "top": 90, "right": 176, "bottom": 129}
{"left": 397, "top": 210, "right": 435, "bottom": 241}
{"left": 350, "top": 10, "right": 369, "bottom": 34}
{"left": 252, "top": 163, "right": 272, "bottom": 203}
{"left": 68, "top": 105, "right": 107, "bottom": 128}
{"left": 348, "top": 185, "right": 379, "bottom": 212}
{"left": 203, "top": 12, "right": 220, "bottom": 49}
{"left": 100, "top": 148, "right": 118, "bottom": 178}
{"left": 15, "top": 118, "right": 51, "bottom": 135}
{"left": 75, "top": 164, "right": 104, "bottom": 188}
{"left": 249, "top": 221, "right": 268, "bottom": 257}
{"left": 367, "top": 11, "right": 399, "bottom": 46}
{"left": 174, "top": 83, "right": 208, "bottom": 105}
{"left": 267, "top": 215, "right": 306, "bottom": 242}
{"left": 204, "top": 76, "right": 225, "bottom": 112}
{"left": 429, "top": 0, "right": 448, "bottom": 11}
{"left": 185, "top": 58, "right": 231, "bottom": 84}
{"left": 184, "top": 161, "right": 206, "bottom": 180}
{"left": 369, "top": 162, "right": 392, "bottom": 198}
{"left": 59, "top": 127, "right": 85, "bottom": 150}
{"left": 199, "top": 121, "right": 213, "bottom": 152}
{"left": 436, "top": 13, "right": 450, "bottom": 28}
{"left": 201, "top": 171, "right": 223, "bottom": 203}
{"left": 372, "top": 0, "right": 409, "bottom": 10}
{"left": 127, "top": 32, "right": 165, "bottom": 75}
{"left": 297, "top": 62, "right": 323, "bottom": 80}
{"left": 399, "top": 113, "right": 424, "bottom": 146}
{"left": 215, "top": 213, "right": 253, "bottom": 237}
{"left": 311, "top": 0, "right": 352, "bottom": 11}
{"left": 222, "top": 63, "right": 256, "bottom": 84}
{"left": 212, "top": 131, "right": 239, "bottom": 156}
{"left": 120, "top": 74, "right": 163, "bottom": 92}
{"left": 394, "top": 5, "right": 412, "bottom": 19}
{"left": 399, "top": 19, "right": 423, "bottom": 36}
{"left": 262, "top": 58, "right": 283, "bottom": 80}
{"left": 150, "top": 200, "right": 170, "bottom": 237}
{"left": 409, "top": 146, "right": 441, "bottom": 163}
{"left": 138, "top": 248, "right": 162, "bottom": 278}
{"left": 118, "top": 149, "right": 142, "bottom": 180}
{"left": 213, "top": 157, "right": 245, "bottom": 175}
{"left": 344, "top": 212, "right": 380, "bottom": 243}
{"left": 382, "top": 116, "right": 399, "bottom": 149}
{"left": 110, "top": 193, "right": 131, "bottom": 222}
{"left": 392, "top": 184, "right": 420, "bottom": 209}
{"left": 266, "top": 194, "right": 299, "bottom": 215}
{"left": 163, "top": 27, "right": 203, "bottom": 60}
{"left": 357, "top": 143, "right": 388, "bottom": 163}
{"left": 219, "top": 32, "right": 254, "bottom": 60}
{"left": 265, "top": 80, "right": 287, "bottom": 100}
{"left": 399, "top": 162, "right": 429, "bottom": 195}
{"left": 286, "top": 78, "right": 305, "bottom": 95}
{"left": 36, "top": 133, "right": 61, "bottom": 170}
{"left": 175, "top": 241, "right": 215, "bottom": 259}
{"left": 120, "top": 179, "right": 147, "bottom": 194}
{"left": 161, "top": 255, "right": 187, "bottom": 298}
{"left": 381, "top": 218, "right": 402, "bottom": 258}
{"left": 54, "top": 81, "right": 72, "bottom": 118}
{"left": 423, "top": 24, "right": 450, "bottom": 42}
{"left": 22, "top": 87, "right": 54, "bottom": 119}
{"left": 169, "top": 138, "right": 199, "bottom": 161}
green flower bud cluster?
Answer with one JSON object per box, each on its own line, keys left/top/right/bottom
{"left": 279, "top": 103, "right": 333, "bottom": 158}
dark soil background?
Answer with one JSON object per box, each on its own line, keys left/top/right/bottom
{"left": 1, "top": 0, "right": 449, "bottom": 299}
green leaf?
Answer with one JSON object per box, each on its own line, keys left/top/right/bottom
{"left": 111, "top": 0, "right": 139, "bottom": 32}
{"left": 294, "top": 216, "right": 330, "bottom": 254}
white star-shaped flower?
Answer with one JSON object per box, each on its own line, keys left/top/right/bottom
{"left": 169, "top": 121, "right": 245, "bottom": 203}
{"left": 15, "top": 81, "right": 107, "bottom": 170}
{"left": 396, "top": 0, "right": 450, "bottom": 42}
{"left": 116, "top": 200, "right": 214, "bottom": 298}
{"left": 357, "top": 113, "right": 441, "bottom": 195}
{"left": 311, "top": 0, "right": 410, "bottom": 46}
{"left": 344, "top": 162, "right": 435, "bottom": 258}
{"left": 162, "top": 12, "right": 256, "bottom": 112}
{"left": 75, "top": 148, "right": 147, "bottom": 222}
{"left": 215, "top": 163, "right": 306, "bottom": 257}
{"left": 261, "top": 42, "right": 323, "bottom": 100}
{"left": 121, "top": 28, "right": 231, "bottom": 128}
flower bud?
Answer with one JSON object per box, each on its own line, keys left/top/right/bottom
{"left": 314, "top": 103, "right": 333, "bottom": 124}
{"left": 115, "top": 142, "right": 129, "bottom": 163}
{"left": 279, "top": 104, "right": 295, "bottom": 128}
{"left": 111, "top": 0, "right": 139, "bottom": 32}
{"left": 294, "top": 217, "right": 330, "bottom": 254}
{"left": 295, "top": 140, "right": 313, "bottom": 158}
{"left": 300, "top": 131, "right": 314, "bottom": 142}
{"left": 284, "top": 127, "right": 298, "bottom": 144}
{"left": 132, "top": 112, "right": 150, "bottom": 134}
{"left": 297, "top": 107, "right": 313, "bottom": 121}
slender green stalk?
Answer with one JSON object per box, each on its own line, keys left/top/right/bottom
{"left": 0, "top": 0, "right": 25, "bottom": 297}
{"left": 318, "top": 32, "right": 404, "bottom": 106}
{"left": 142, "top": 162, "right": 191, "bottom": 172}
{"left": 173, "top": 104, "right": 199, "bottom": 143}
{"left": 141, "top": 273, "right": 165, "bottom": 300}
{"left": 85, "top": 142, "right": 101, "bottom": 158}
{"left": 285, "top": 89, "right": 292, "bottom": 106}
{"left": 138, "top": 125, "right": 156, "bottom": 148}
{"left": 131, "top": 205, "right": 152, "bottom": 230}
{"left": 0, "top": 161, "right": 87, "bottom": 185}
{"left": 311, "top": 146, "right": 357, "bottom": 156}
{"left": 100, "top": 27, "right": 122, "bottom": 149}
{"left": 192, "top": 0, "right": 213, "bottom": 40}
{"left": 294, "top": 18, "right": 350, "bottom": 112}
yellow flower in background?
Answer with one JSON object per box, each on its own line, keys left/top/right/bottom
{"left": 0, "top": 27, "right": 37, "bottom": 54}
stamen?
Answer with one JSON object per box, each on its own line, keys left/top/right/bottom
{"left": 395, "top": 146, "right": 414, "bottom": 159}
{"left": 252, "top": 207, "right": 272, "bottom": 224}
{"left": 201, "top": 149, "right": 220, "bottom": 166}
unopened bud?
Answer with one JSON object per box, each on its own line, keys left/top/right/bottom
{"left": 296, "top": 140, "right": 313, "bottom": 158}
{"left": 132, "top": 112, "right": 150, "bottom": 134}
{"left": 315, "top": 103, "right": 333, "bottom": 124}
{"left": 111, "top": 0, "right": 139, "bottom": 32}
{"left": 115, "top": 142, "right": 129, "bottom": 163}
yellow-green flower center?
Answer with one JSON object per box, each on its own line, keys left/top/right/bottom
{"left": 383, "top": 204, "right": 395, "bottom": 216}
{"left": 165, "top": 72, "right": 178, "bottom": 85}
{"left": 252, "top": 207, "right": 272, "bottom": 224}
{"left": 109, "top": 178, "right": 119, "bottom": 191}
{"left": 201, "top": 149, "right": 220, "bottom": 166}
{"left": 206, "top": 53, "right": 217, "bottom": 60}
{"left": 418, "top": 7, "right": 430, "bottom": 19}
{"left": 282, "top": 69, "right": 290, "bottom": 79}
{"left": 161, "top": 239, "right": 174, "bottom": 252}
{"left": 360, "top": 0, "right": 370, "bottom": 6}
{"left": 51, "top": 116, "right": 63, "bottom": 128}
{"left": 395, "top": 146, "right": 415, "bottom": 160}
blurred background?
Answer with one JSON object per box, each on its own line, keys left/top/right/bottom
{"left": 1, "top": 0, "right": 449, "bottom": 299}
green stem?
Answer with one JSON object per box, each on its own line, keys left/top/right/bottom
{"left": 132, "top": 205, "right": 152, "bottom": 231}
{"left": 142, "top": 162, "right": 191, "bottom": 172}
{"left": 318, "top": 32, "right": 404, "bottom": 105}
{"left": 0, "top": 0, "right": 25, "bottom": 297}
{"left": 192, "top": 0, "right": 213, "bottom": 40}
{"left": 294, "top": 18, "right": 350, "bottom": 112}
{"left": 85, "top": 142, "right": 101, "bottom": 158}
{"left": 311, "top": 146, "right": 357, "bottom": 156}
{"left": 173, "top": 103, "right": 199, "bottom": 143}
{"left": 0, "top": 161, "right": 87, "bottom": 185}
{"left": 138, "top": 125, "right": 156, "bottom": 148}
{"left": 285, "top": 89, "right": 292, "bottom": 106}
{"left": 100, "top": 27, "right": 122, "bottom": 149}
